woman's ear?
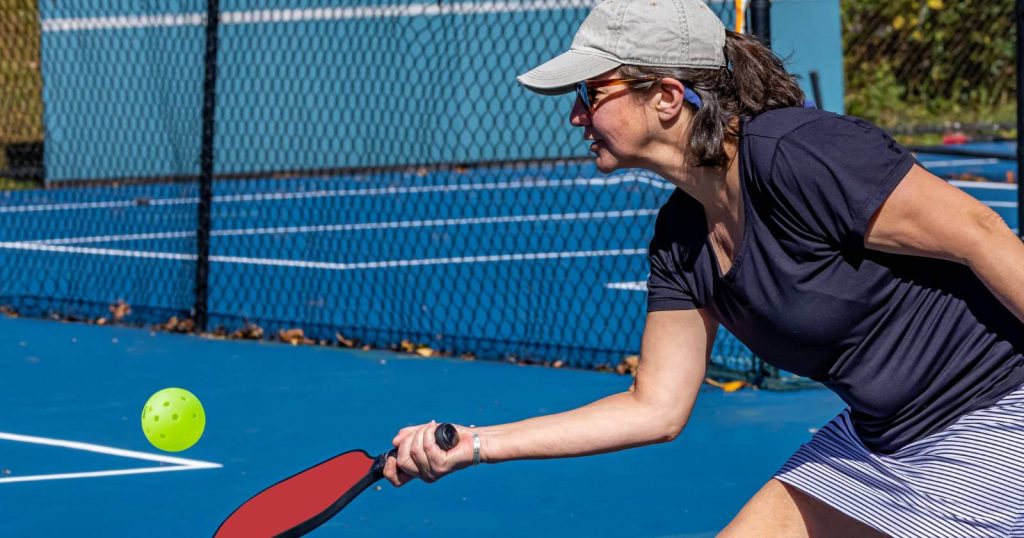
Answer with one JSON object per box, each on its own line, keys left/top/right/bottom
{"left": 654, "top": 78, "right": 687, "bottom": 122}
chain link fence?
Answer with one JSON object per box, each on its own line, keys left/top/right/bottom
{"left": 0, "top": 1, "right": 809, "bottom": 389}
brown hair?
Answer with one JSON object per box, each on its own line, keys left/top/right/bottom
{"left": 619, "top": 31, "right": 805, "bottom": 167}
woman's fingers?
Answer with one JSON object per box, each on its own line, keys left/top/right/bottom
{"left": 383, "top": 452, "right": 414, "bottom": 487}
{"left": 392, "top": 424, "right": 420, "bottom": 447}
{"left": 387, "top": 421, "right": 470, "bottom": 486}
{"left": 409, "top": 421, "right": 437, "bottom": 482}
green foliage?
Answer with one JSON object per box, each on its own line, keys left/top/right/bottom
{"left": 0, "top": 0, "right": 43, "bottom": 170}
{"left": 842, "top": 0, "right": 1016, "bottom": 143}
{"left": 0, "top": 176, "right": 38, "bottom": 190}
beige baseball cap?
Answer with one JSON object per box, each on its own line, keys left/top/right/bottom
{"left": 517, "top": 0, "right": 727, "bottom": 95}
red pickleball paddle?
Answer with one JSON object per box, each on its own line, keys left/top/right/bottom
{"left": 215, "top": 423, "right": 458, "bottom": 537}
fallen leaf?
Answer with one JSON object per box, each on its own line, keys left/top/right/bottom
{"left": 616, "top": 355, "right": 640, "bottom": 375}
{"left": 722, "top": 380, "right": 747, "bottom": 392}
{"left": 278, "top": 328, "right": 311, "bottom": 345}
{"left": 335, "top": 332, "right": 357, "bottom": 348}
{"left": 109, "top": 300, "right": 131, "bottom": 322}
{"left": 230, "top": 323, "right": 264, "bottom": 340}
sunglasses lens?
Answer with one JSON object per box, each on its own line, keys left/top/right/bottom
{"left": 576, "top": 82, "right": 591, "bottom": 111}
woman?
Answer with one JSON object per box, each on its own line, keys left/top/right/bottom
{"left": 383, "top": 0, "right": 1024, "bottom": 535}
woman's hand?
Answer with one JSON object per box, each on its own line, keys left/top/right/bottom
{"left": 382, "top": 421, "right": 476, "bottom": 487}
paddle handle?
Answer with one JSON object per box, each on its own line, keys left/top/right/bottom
{"left": 373, "top": 423, "right": 459, "bottom": 475}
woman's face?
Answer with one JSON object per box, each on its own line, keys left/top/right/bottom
{"left": 569, "top": 73, "right": 654, "bottom": 173}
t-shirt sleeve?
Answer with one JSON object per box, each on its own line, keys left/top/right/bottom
{"left": 768, "top": 116, "right": 916, "bottom": 247}
{"left": 647, "top": 236, "right": 698, "bottom": 311}
{"left": 646, "top": 192, "right": 702, "bottom": 312}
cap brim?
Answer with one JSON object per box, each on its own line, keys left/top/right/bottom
{"left": 516, "top": 50, "right": 621, "bottom": 96}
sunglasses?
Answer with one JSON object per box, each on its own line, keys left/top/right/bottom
{"left": 574, "top": 77, "right": 704, "bottom": 112}
{"left": 574, "top": 77, "right": 659, "bottom": 112}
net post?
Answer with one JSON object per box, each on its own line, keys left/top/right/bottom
{"left": 1017, "top": 0, "right": 1024, "bottom": 238}
{"left": 749, "top": 0, "right": 771, "bottom": 47}
{"left": 194, "top": 0, "right": 220, "bottom": 333}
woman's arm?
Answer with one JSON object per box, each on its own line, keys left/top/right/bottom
{"left": 865, "top": 163, "right": 1024, "bottom": 323}
{"left": 382, "top": 308, "right": 717, "bottom": 484}
{"left": 477, "top": 308, "right": 716, "bottom": 463}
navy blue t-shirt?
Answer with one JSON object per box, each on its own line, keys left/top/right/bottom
{"left": 647, "top": 107, "right": 1024, "bottom": 453}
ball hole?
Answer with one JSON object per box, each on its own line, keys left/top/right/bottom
{"left": 160, "top": 434, "right": 165, "bottom": 439}
{"left": 180, "top": 396, "right": 187, "bottom": 401}
{"left": 163, "top": 401, "right": 170, "bottom": 407}
{"left": 153, "top": 416, "right": 160, "bottom": 422}
{"left": 172, "top": 414, "right": 179, "bottom": 421}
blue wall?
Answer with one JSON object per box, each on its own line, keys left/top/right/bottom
{"left": 773, "top": 0, "right": 844, "bottom": 113}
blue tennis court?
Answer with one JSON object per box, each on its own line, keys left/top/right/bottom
{"left": 0, "top": 314, "right": 844, "bottom": 537}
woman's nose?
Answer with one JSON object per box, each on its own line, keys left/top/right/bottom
{"left": 569, "top": 94, "right": 591, "bottom": 127}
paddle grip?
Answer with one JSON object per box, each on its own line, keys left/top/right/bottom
{"left": 377, "top": 423, "right": 460, "bottom": 474}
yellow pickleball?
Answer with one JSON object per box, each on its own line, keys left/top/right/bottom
{"left": 141, "top": 388, "right": 206, "bottom": 452}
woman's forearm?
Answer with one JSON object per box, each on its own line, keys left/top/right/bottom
{"left": 475, "top": 391, "right": 678, "bottom": 464}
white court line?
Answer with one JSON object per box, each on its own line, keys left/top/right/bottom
{"left": 605, "top": 281, "right": 647, "bottom": 291}
{"left": 919, "top": 158, "right": 1001, "bottom": 169}
{"left": 0, "top": 432, "right": 221, "bottom": 484}
{"left": 36, "top": 230, "right": 195, "bottom": 245}
{"left": 0, "top": 174, "right": 672, "bottom": 215}
{"left": 0, "top": 241, "right": 646, "bottom": 270}
{"left": 0, "top": 197, "right": 196, "bottom": 214}
{"left": 42, "top": 1, "right": 600, "bottom": 32}
{"left": 949, "top": 180, "right": 1018, "bottom": 191}
{"left": 0, "top": 242, "right": 196, "bottom": 261}
{"left": 32, "top": 209, "right": 660, "bottom": 246}
{"left": 209, "top": 248, "right": 647, "bottom": 270}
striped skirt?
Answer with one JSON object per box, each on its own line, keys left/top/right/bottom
{"left": 775, "top": 384, "right": 1024, "bottom": 538}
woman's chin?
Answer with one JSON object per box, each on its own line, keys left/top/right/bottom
{"left": 592, "top": 150, "right": 617, "bottom": 173}
{"left": 594, "top": 154, "right": 622, "bottom": 174}
{"left": 591, "top": 143, "right": 630, "bottom": 173}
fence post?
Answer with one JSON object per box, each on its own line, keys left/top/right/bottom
{"left": 749, "top": 0, "right": 771, "bottom": 47}
{"left": 195, "top": 0, "right": 220, "bottom": 332}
